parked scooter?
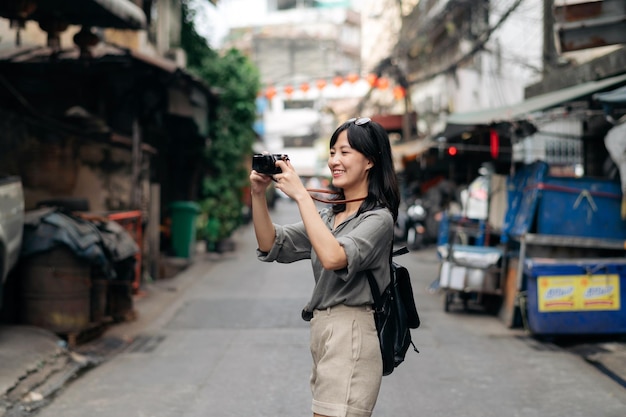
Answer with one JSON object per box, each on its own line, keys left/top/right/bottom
{"left": 395, "top": 198, "right": 428, "bottom": 250}
{"left": 405, "top": 199, "right": 428, "bottom": 249}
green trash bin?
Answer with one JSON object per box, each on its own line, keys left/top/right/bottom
{"left": 169, "top": 201, "right": 201, "bottom": 258}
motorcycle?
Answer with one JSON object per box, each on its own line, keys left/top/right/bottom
{"left": 395, "top": 199, "right": 428, "bottom": 250}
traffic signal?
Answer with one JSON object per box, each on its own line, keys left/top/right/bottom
{"left": 448, "top": 146, "right": 458, "bottom": 156}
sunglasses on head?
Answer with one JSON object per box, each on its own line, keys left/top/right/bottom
{"left": 346, "top": 117, "right": 371, "bottom": 126}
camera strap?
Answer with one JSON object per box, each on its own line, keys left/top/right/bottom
{"left": 306, "top": 188, "right": 367, "bottom": 204}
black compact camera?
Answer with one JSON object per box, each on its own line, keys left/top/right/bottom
{"left": 252, "top": 153, "right": 288, "bottom": 175}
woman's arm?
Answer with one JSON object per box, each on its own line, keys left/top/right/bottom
{"left": 250, "top": 170, "right": 276, "bottom": 252}
{"left": 296, "top": 194, "right": 347, "bottom": 270}
{"left": 274, "top": 160, "right": 347, "bottom": 270}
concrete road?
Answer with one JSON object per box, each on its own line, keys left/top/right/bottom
{"left": 36, "top": 199, "right": 626, "bottom": 417}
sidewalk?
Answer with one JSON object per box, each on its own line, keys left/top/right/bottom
{"left": 0, "top": 323, "right": 109, "bottom": 417}
{"left": 0, "top": 249, "right": 222, "bottom": 417}
{"left": 1, "top": 245, "right": 626, "bottom": 416}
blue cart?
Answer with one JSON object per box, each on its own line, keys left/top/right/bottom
{"left": 523, "top": 258, "right": 626, "bottom": 335}
{"left": 501, "top": 161, "right": 626, "bottom": 334}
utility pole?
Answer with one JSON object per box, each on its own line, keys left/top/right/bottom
{"left": 543, "top": 0, "right": 557, "bottom": 76}
{"left": 131, "top": 119, "right": 142, "bottom": 209}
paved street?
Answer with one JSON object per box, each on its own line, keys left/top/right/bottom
{"left": 35, "top": 199, "right": 626, "bottom": 417}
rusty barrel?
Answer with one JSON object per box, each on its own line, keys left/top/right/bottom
{"left": 90, "top": 278, "right": 108, "bottom": 323}
{"left": 107, "top": 279, "right": 133, "bottom": 322}
{"left": 20, "top": 247, "right": 91, "bottom": 334}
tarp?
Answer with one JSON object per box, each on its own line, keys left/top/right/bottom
{"left": 446, "top": 72, "right": 626, "bottom": 126}
{"left": 21, "top": 208, "right": 139, "bottom": 279}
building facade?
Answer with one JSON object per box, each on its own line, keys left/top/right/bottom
{"left": 219, "top": 0, "right": 368, "bottom": 176}
{"left": 0, "top": 0, "right": 217, "bottom": 281}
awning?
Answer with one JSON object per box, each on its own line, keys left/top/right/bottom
{"left": 446, "top": 72, "right": 626, "bottom": 126}
{"left": 0, "top": 43, "right": 197, "bottom": 83}
{"left": 0, "top": 0, "right": 146, "bottom": 30}
{"left": 0, "top": 44, "right": 214, "bottom": 138}
{"left": 391, "top": 138, "right": 433, "bottom": 170}
{"left": 594, "top": 85, "right": 626, "bottom": 104}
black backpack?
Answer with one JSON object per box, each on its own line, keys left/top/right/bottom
{"left": 367, "top": 246, "right": 420, "bottom": 376}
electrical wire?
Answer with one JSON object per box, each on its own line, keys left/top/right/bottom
{"left": 407, "top": 0, "right": 527, "bottom": 86}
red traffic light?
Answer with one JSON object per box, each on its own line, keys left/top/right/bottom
{"left": 448, "top": 146, "right": 458, "bottom": 156}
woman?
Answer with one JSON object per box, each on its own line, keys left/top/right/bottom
{"left": 250, "top": 117, "right": 400, "bottom": 417}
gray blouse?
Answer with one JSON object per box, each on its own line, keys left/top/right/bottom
{"left": 257, "top": 207, "right": 393, "bottom": 313}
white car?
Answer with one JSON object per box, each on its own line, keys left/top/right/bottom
{"left": 0, "top": 175, "right": 24, "bottom": 306}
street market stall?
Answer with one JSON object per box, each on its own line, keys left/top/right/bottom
{"left": 437, "top": 171, "right": 508, "bottom": 313}
{"left": 499, "top": 161, "right": 626, "bottom": 335}
{"left": 436, "top": 157, "right": 626, "bottom": 337}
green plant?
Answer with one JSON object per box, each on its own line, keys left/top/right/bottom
{"left": 181, "top": 2, "right": 260, "bottom": 242}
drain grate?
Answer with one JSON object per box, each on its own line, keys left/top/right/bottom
{"left": 125, "top": 334, "right": 166, "bottom": 353}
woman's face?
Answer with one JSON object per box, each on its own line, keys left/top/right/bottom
{"left": 328, "top": 130, "right": 371, "bottom": 192}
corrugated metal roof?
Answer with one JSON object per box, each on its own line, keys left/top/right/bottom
{"left": 0, "top": 0, "right": 146, "bottom": 30}
{"left": 0, "top": 43, "right": 177, "bottom": 73}
{"left": 446, "top": 72, "right": 626, "bottom": 127}
{"left": 0, "top": 43, "right": 212, "bottom": 96}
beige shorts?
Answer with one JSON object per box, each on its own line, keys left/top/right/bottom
{"left": 309, "top": 304, "right": 382, "bottom": 417}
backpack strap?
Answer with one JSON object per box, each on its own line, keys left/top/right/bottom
{"left": 366, "top": 269, "right": 382, "bottom": 308}
{"left": 367, "top": 244, "right": 408, "bottom": 304}
{"left": 393, "top": 246, "right": 409, "bottom": 257}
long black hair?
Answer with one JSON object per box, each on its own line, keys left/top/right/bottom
{"left": 328, "top": 118, "right": 400, "bottom": 221}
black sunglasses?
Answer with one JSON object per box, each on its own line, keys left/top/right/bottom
{"left": 346, "top": 117, "right": 371, "bottom": 126}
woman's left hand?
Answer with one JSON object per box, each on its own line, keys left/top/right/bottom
{"left": 274, "top": 159, "right": 309, "bottom": 202}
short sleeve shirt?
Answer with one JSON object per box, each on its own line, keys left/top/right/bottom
{"left": 257, "top": 207, "right": 393, "bottom": 313}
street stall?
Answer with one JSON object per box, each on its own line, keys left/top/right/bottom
{"left": 437, "top": 170, "right": 508, "bottom": 313}
{"left": 436, "top": 157, "right": 626, "bottom": 336}
{"left": 432, "top": 79, "right": 626, "bottom": 336}
{"left": 439, "top": 242, "right": 504, "bottom": 313}
{"left": 500, "top": 161, "right": 626, "bottom": 335}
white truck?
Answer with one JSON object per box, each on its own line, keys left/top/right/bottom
{"left": 0, "top": 175, "right": 24, "bottom": 305}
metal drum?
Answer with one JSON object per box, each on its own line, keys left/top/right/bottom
{"left": 20, "top": 247, "right": 91, "bottom": 334}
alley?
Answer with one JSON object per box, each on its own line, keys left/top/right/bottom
{"left": 35, "top": 199, "right": 626, "bottom": 417}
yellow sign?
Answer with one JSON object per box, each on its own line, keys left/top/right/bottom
{"left": 537, "top": 274, "right": 621, "bottom": 312}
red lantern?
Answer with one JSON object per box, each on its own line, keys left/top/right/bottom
{"left": 300, "top": 82, "right": 310, "bottom": 93}
{"left": 347, "top": 73, "right": 359, "bottom": 83}
{"left": 376, "top": 77, "right": 389, "bottom": 90}
{"left": 265, "top": 86, "right": 276, "bottom": 100}
{"left": 366, "top": 73, "right": 378, "bottom": 87}
{"left": 316, "top": 79, "right": 327, "bottom": 90}
{"left": 333, "top": 76, "right": 344, "bottom": 87}
{"left": 393, "top": 86, "right": 406, "bottom": 99}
